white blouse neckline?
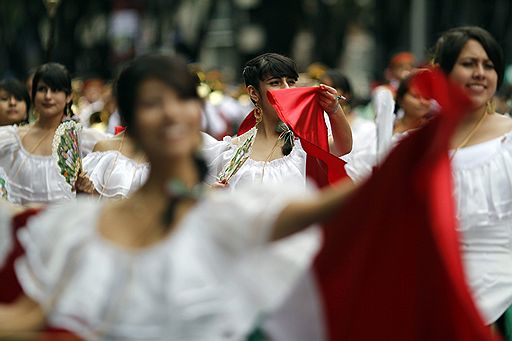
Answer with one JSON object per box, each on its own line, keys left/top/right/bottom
{"left": 13, "top": 126, "right": 54, "bottom": 160}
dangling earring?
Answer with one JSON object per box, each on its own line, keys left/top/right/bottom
{"left": 254, "top": 103, "right": 263, "bottom": 124}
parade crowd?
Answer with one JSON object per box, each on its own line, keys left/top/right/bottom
{"left": 0, "top": 25, "right": 511, "bottom": 340}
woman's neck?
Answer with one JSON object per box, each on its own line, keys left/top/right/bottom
{"left": 34, "top": 114, "right": 63, "bottom": 130}
{"left": 117, "top": 134, "right": 146, "bottom": 162}
{"left": 257, "top": 112, "right": 280, "bottom": 140}
{"left": 457, "top": 105, "right": 488, "bottom": 131}
{"left": 144, "top": 156, "right": 199, "bottom": 194}
{"left": 395, "top": 114, "right": 423, "bottom": 133}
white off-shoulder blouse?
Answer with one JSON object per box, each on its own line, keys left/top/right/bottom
{"left": 0, "top": 126, "right": 75, "bottom": 204}
{"left": 82, "top": 151, "right": 149, "bottom": 199}
{"left": 15, "top": 184, "right": 319, "bottom": 340}
{"left": 0, "top": 125, "right": 107, "bottom": 205}
{"left": 202, "top": 132, "right": 307, "bottom": 189}
{"left": 451, "top": 131, "right": 512, "bottom": 324}
{"left": 344, "top": 126, "right": 512, "bottom": 323}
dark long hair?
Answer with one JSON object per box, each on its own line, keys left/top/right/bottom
{"left": 243, "top": 53, "right": 298, "bottom": 156}
{"left": 32, "top": 63, "right": 76, "bottom": 120}
{"left": 242, "top": 53, "right": 299, "bottom": 90}
{"left": 115, "top": 53, "right": 206, "bottom": 227}
{"left": 432, "top": 26, "right": 504, "bottom": 88}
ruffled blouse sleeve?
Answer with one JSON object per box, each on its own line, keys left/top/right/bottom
{"left": 15, "top": 200, "right": 97, "bottom": 308}
{"left": 82, "top": 151, "right": 149, "bottom": 198}
{"left": 201, "top": 132, "right": 236, "bottom": 184}
{"left": 0, "top": 127, "right": 21, "bottom": 193}
{"left": 0, "top": 126, "right": 20, "bottom": 157}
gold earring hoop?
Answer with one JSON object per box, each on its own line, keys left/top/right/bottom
{"left": 254, "top": 103, "right": 263, "bottom": 124}
{"left": 486, "top": 99, "right": 495, "bottom": 115}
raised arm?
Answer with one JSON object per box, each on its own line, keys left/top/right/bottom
{"left": 318, "top": 84, "right": 353, "bottom": 156}
{"left": 270, "top": 178, "right": 357, "bottom": 241}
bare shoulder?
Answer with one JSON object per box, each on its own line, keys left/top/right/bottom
{"left": 16, "top": 125, "right": 29, "bottom": 135}
{"left": 92, "top": 137, "right": 121, "bottom": 152}
{"left": 487, "top": 113, "right": 512, "bottom": 135}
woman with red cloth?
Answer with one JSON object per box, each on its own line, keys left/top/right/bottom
{"left": 203, "top": 52, "right": 352, "bottom": 189}
{"left": 201, "top": 52, "right": 353, "bottom": 340}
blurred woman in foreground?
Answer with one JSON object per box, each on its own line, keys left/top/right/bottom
{"left": 0, "top": 53, "right": 356, "bottom": 340}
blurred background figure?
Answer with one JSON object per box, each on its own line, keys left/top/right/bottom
{"left": 319, "top": 69, "right": 376, "bottom": 157}
{"left": 77, "top": 77, "right": 106, "bottom": 128}
{"left": 343, "top": 73, "right": 433, "bottom": 182}
{"left": 0, "top": 78, "right": 30, "bottom": 126}
{"left": 393, "top": 74, "right": 433, "bottom": 133}
{"left": 382, "top": 52, "right": 416, "bottom": 95}
{"left": 495, "top": 64, "right": 512, "bottom": 116}
{"left": 196, "top": 67, "right": 252, "bottom": 139}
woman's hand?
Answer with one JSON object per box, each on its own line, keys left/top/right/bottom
{"left": 318, "top": 84, "right": 344, "bottom": 116}
{"left": 75, "top": 170, "right": 98, "bottom": 195}
{"left": 318, "top": 84, "right": 353, "bottom": 156}
{"left": 210, "top": 180, "right": 229, "bottom": 190}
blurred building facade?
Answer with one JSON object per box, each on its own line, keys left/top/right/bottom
{"left": 1, "top": 0, "right": 512, "bottom": 99}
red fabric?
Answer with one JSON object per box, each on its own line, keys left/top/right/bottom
{"left": 0, "top": 207, "right": 43, "bottom": 303}
{"left": 36, "top": 327, "right": 84, "bottom": 341}
{"left": 237, "top": 87, "right": 348, "bottom": 187}
{"left": 114, "top": 126, "right": 126, "bottom": 135}
{"left": 267, "top": 87, "right": 329, "bottom": 151}
{"left": 314, "top": 69, "right": 496, "bottom": 340}
{"left": 236, "top": 110, "right": 256, "bottom": 136}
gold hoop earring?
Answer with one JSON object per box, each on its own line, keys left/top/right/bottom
{"left": 254, "top": 103, "right": 263, "bottom": 124}
{"left": 486, "top": 99, "right": 495, "bottom": 114}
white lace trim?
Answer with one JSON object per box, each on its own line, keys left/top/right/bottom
{"left": 203, "top": 134, "right": 306, "bottom": 189}
{"left": 82, "top": 151, "right": 149, "bottom": 198}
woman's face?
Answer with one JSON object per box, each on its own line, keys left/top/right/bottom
{"left": 0, "top": 90, "right": 27, "bottom": 125}
{"left": 134, "top": 78, "right": 202, "bottom": 160}
{"left": 448, "top": 39, "right": 498, "bottom": 110}
{"left": 34, "top": 81, "right": 71, "bottom": 119}
{"left": 256, "top": 75, "right": 297, "bottom": 114}
{"left": 400, "top": 87, "right": 431, "bottom": 120}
